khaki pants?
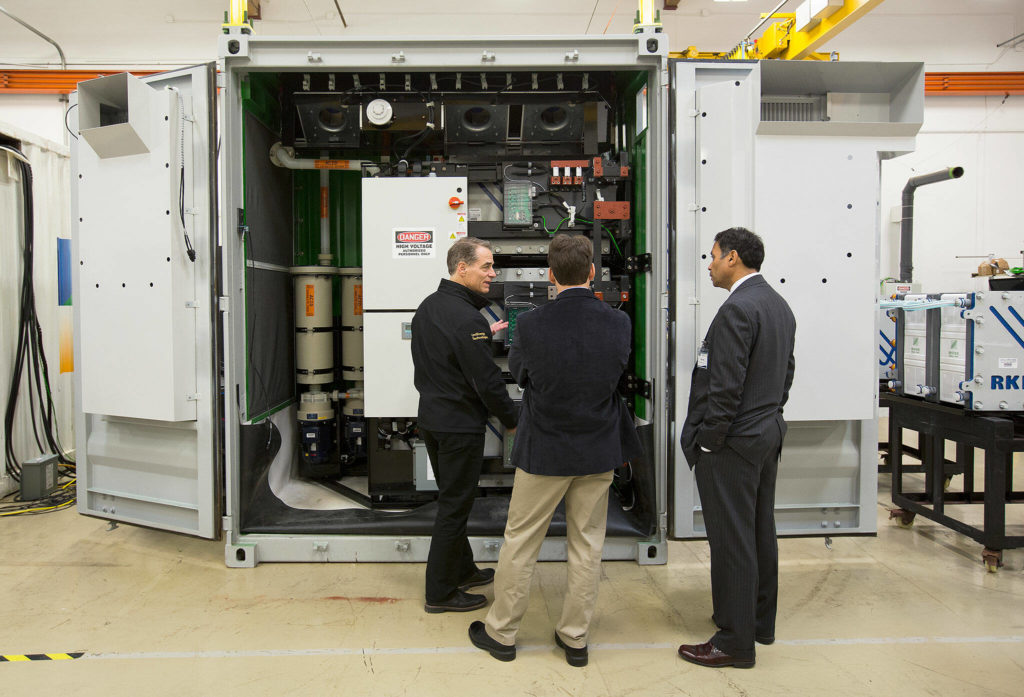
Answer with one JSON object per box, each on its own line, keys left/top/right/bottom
{"left": 484, "top": 468, "right": 614, "bottom": 649}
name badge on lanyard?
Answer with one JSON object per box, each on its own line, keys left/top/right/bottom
{"left": 697, "top": 340, "right": 709, "bottom": 369}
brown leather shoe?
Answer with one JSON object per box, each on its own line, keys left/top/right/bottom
{"left": 677, "top": 641, "right": 755, "bottom": 669}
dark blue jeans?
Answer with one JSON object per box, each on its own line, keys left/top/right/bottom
{"left": 421, "top": 429, "right": 485, "bottom": 603}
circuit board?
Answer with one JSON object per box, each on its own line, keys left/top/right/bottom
{"left": 503, "top": 181, "right": 532, "bottom": 227}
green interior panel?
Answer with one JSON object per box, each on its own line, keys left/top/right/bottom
{"left": 624, "top": 72, "right": 649, "bottom": 420}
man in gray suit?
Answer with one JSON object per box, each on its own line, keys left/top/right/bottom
{"left": 467, "top": 233, "right": 641, "bottom": 667}
{"left": 678, "top": 227, "right": 796, "bottom": 669}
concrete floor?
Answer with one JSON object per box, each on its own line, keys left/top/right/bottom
{"left": 2, "top": 475, "right": 1023, "bottom": 697}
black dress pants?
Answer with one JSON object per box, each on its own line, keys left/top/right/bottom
{"left": 421, "top": 429, "right": 485, "bottom": 603}
{"left": 694, "top": 431, "right": 781, "bottom": 660}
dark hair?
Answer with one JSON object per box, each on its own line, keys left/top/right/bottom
{"left": 548, "top": 234, "right": 593, "bottom": 286}
{"left": 447, "top": 237, "right": 491, "bottom": 274}
{"left": 714, "top": 227, "right": 764, "bottom": 271}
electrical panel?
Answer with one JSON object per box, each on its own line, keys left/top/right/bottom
{"left": 261, "top": 69, "right": 637, "bottom": 505}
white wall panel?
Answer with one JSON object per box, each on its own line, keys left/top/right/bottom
{"left": 879, "top": 98, "right": 1024, "bottom": 292}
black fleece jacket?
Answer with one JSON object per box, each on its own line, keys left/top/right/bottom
{"left": 411, "top": 279, "right": 517, "bottom": 433}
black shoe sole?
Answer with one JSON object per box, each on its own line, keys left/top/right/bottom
{"left": 679, "top": 653, "right": 755, "bottom": 669}
{"left": 554, "top": 634, "right": 588, "bottom": 667}
{"left": 424, "top": 599, "right": 487, "bottom": 614}
{"left": 469, "top": 625, "right": 516, "bottom": 662}
{"left": 755, "top": 636, "right": 774, "bottom": 645}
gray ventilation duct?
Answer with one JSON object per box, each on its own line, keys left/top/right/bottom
{"left": 900, "top": 166, "right": 964, "bottom": 282}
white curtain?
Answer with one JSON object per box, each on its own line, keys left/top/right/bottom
{"left": 0, "top": 122, "right": 73, "bottom": 497}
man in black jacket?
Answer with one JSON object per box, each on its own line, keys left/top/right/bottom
{"left": 468, "top": 234, "right": 641, "bottom": 666}
{"left": 412, "top": 237, "right": 518, "bottom": 614}
{"left": 678, "top": 227, "right": 796, "bottom": 669}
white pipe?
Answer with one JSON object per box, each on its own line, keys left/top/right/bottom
{"left": 269, "top": 142, "right": 373, "bottom": 172}
{"left": 0, "top": 4, "right": 67, "bottom": 70}
{"left": 328, "top": 388, "right": 363, "bottom": 401}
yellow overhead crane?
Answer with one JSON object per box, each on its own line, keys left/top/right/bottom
{"left": 663, "top": 0, "right": 887, "bottom": 62}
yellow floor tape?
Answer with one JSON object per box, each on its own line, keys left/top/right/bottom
{"left": 1, "top": 653, "right": 84, "bottom": 662}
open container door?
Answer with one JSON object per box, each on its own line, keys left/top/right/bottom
{"left": 71, "top": 64, "right": 221, "bottom": 538}
{"left": 671, "top": 59, "right": 924, "bottom": 539}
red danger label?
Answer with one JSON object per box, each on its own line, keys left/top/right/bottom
{"left": 396, "top": 231, "right": 432, "bottom": 243}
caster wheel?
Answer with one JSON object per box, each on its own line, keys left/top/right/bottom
{"left": 982, "top": 549, "right": 1003, "bottom": 573}
{"left": 889, "top": 508, "right": 916, "bottom": 527}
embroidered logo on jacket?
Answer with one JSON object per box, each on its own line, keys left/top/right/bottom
{"left": 471, "top": 332, "right": 489, "bottom": 341}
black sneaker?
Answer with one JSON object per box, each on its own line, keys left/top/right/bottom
{"left": 458, "top": 568, "right": 495, "bottom": 592}
{"left": 469, "top": 621, "right": 516, "bottom": 662}
{"left": 755, "top": 635, "right": 775, "bottom": 645}
{"left": 424, "top": 590, "right": 487, "bottom": 614}
{"left": 555, "top": 633, "right": 588, "bottom": 667}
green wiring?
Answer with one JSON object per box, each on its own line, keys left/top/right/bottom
{"left": 542, "top": 216, "right": 624, "bottom": 257}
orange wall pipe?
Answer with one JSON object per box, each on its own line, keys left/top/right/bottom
{"left": 925, "top": 72, "right": 1024, "bottom": 96}
{"left": 0, "top": 70, "right": 158, "bottom": 94}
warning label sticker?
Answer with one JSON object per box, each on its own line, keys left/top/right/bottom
{"left": 305, "top": 284, "right": 315, "bottom": 316}
{"left": 393, "top": 228, "right": 435, "bottom": 259}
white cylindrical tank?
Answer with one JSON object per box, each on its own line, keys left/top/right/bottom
{"left": 292, "top": 266, "right": 338, "bottom": 385}
{"left": 339, "top": 267, "right": 364, "bottom": 383}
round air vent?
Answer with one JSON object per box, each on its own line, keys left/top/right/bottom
{"left": 539, "top": 106, "right": 568, "bottom": 132}
{"left": 462, "top": 106, "right": 493, "bottom": 132}
{"left": 317, "top": 107, "right": 347, "bottom": 133}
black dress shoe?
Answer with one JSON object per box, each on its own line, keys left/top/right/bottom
{"left": 458, "top": 567, "right": 495, "bottom": 592}
{"left": 554, "top": 633, "right": 588, "bottom": 667}
{"left": 755, "top": 635, "right": 775, "bottom": 645}
{"left": 677, "top": 640, "right": 754, "bottom": 669}
{"left": 424, "top": 590, "right": 487, "bottom": 614}
{"left": 469, "top": 621, "right": 516, "bottom": 661}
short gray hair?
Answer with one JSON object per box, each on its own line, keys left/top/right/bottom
{"left": 447, "top": 237, "right": 491, "bottom": 274}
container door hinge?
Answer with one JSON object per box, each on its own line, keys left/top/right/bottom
{"left": 185, "top": 300, "right": 200, "bottom": 309}
{"left": 625, "top": 253, "right": 652, "bottom": 274}
{"left": 186, "top": 393, "right": 200, "bottom": 402}
{"left": 219, "top": 296, "right": 230, "bottom": 312}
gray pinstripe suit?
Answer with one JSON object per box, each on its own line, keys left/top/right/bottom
{"left": 680, "top": 273, "right": 796, "bottom": 660}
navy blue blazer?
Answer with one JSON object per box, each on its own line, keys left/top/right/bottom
{"left": 509, "top": 287, "right": 641, "bottom": 476}
{"left": 680, "top": 274, "right": 796, "bottom": 469}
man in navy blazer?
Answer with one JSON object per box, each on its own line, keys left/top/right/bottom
{"left": 468, "top": 233, "right": 641, "bottom": 667}
{"left": 678, "top": 227, "right": 796, "bottom": 669}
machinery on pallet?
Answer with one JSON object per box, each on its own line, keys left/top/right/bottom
{"left": 68, "top": 23, "right": 926, "bottom": 565}
{"left": 882, "top": 286, "right": 1024, "bottom": 571}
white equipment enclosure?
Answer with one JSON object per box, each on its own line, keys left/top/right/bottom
{"left": 70, "top": 29, "right": 924, "bottom": 566}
